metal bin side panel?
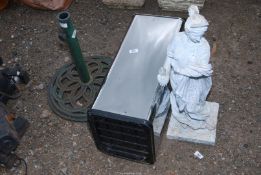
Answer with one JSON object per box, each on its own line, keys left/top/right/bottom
{"left": 93, "top": 15, "right": 182, "bottom": 120}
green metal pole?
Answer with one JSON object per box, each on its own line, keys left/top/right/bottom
{"left": 57, "top": 11, "right": 90, "bottom": 83}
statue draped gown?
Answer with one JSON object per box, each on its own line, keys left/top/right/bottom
{"left": 163, "top": 32, "right": 213, "bottom": 129}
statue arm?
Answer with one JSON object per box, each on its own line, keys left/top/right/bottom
{"left": 171, "top": 44, "right": 212, "bottom": 77}
{"left": 157, "top": 42, "right": 175, "bottom": 86}
{"left": 174, "top": 64, "right": 212, "bottom": 77}
{"left": 163, "top": 53, "right": 172, "bottom": 75}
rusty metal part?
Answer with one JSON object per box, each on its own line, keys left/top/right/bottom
{"left": 0, "top": 102, "right": 29, "bottom": 169}
{"left": 0, "top": 0, "right": 9, "bottom": 10}
{"left": 211, "top": 37, "right": 217, "bottom": 56}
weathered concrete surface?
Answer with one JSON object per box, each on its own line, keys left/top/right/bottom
{"left": 158, "top": 0, "right": 206, "bottom": 11}
{"left": 102, "top": 0, "right": 145, "bottom": 9}
{"left": 167, "top": 102, "right": 219, "bottom": 145}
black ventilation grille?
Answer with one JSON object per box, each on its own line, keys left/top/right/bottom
{"left": 88, "top": 109, "right": 155, "bottom": 164}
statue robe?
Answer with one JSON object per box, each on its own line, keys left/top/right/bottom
{"left": 163, "top": 32, "right": 212, "bottom": 127}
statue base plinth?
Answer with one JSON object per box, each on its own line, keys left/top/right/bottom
{"left": 166, "top": 102, "right": 219, "bottom": 145}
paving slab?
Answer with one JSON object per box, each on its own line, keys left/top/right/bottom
{"left": 158, "top": 0, "right": 206, "bottom": 11}
{"left": 102, "top": 0, "right": 145, "bottom": 9}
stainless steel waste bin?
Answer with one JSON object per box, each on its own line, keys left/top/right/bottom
{"left": 88, "top": 15, "right": 182, "bottom": 164}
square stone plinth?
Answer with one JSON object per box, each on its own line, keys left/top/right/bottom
{"left": 102, "top": 0, "right": 145, "bottom": 9}
{"left": 167, "top": 102, "right": 219, "bottom": 145}
{"left": 158, "top": 0, "right": 206, "bottom": 11}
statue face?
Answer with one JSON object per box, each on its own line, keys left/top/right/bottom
{"left": 186, "top": 31, "right": 204, "bottom": 43}
{"left": 185, "top": 26, "right": 208, "bottom": 43}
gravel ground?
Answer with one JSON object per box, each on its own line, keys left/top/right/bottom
{"left": 0, "top": 0, "right": 260, "bottom": 174}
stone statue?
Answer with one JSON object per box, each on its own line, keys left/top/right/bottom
{"left": 157, "top": 5, "right": 219, "bottom": 144}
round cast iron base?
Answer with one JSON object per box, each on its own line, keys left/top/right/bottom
{"left": 48, "top": 56, "right": 112, "bottom": 122}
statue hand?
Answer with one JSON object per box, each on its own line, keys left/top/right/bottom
{"left": 157, "top": 67, "right": 169, "bottom": 86}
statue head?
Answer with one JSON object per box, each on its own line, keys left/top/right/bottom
{"left": 185, "top": 5, "right": 209, "bottom": 43}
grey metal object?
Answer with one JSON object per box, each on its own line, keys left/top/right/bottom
{"left": 88, "top": 15, "right": 182, "bottom": 163}
{"left": 93, "top": 15, "right": 182, "bottom": 118}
